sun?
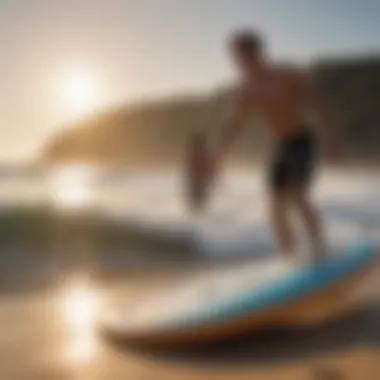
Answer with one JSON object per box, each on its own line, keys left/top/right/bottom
{"left": 58, "top": 67, "right": 102, "bottom": 118}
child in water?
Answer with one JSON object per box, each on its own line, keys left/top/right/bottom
{"left": 185, "top": 132, "right": 211, "bottom": 213}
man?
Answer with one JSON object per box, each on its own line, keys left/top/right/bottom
{"left": 210, "top": 30, "right": 341, "bottom": 260}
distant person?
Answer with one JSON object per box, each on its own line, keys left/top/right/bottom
{"left": 185, "top": 132, "right": 210, "bottom": 213}
{"left": 208, "top": 30, "right": 342, "bottom": 260}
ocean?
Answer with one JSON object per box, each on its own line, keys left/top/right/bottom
{"left": 0, "top": 165, "right": 379, "bottom": 291}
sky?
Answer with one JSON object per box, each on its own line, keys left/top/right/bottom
{"left": 0, "top": 0, "right": 379, "bottom": 162}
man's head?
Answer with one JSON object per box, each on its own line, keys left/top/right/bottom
{"left": 229, "top": 30, "right": 265, "bottom": 75}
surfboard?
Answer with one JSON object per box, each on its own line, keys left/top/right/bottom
{"left": 100, "top": 240, "right": 377, "bottom": 345}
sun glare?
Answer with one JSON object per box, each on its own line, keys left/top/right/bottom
{"left": 58, "top": 68, "right": 102, "bottom": 118}
{"left": 60, "top": 275, "right": 99, "bottom": 364}
{"left": 62, "top": 277, "right": 97, "bottom": 327}
{"left": 49, "top": 165, "right": 95, "bottom": 211}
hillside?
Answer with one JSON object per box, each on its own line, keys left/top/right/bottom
{"left": 43, "top": 89, "right": 270, "bottom": 167}
{"left": 43, "top": 56, "right": 380, "bottom": 166}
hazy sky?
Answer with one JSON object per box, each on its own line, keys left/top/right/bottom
{"left": 1, "top": 0, "right": 379, "bottom": 161}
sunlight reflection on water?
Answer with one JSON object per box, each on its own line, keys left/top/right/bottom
{"left": 48, "top": 164, "right": 97, "bottom": 212}
{"left": 59, "top": 274, "right": 100, "bottom": 365}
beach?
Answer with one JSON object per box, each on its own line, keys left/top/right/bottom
{"left": 0, "top": 267, "right": 378, "bottom": 380}
{"left": 0, "top": 168, "right": 379, "bottom": 379}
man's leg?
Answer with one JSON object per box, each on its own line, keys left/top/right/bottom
{"left": 270, "top": 190, "right": 296, "bottom": 257}
{"left": 293, "top": 187, "right": 326, "bottom": 260}
{"left": 269, "top": 146, "right": 298, "bottom": 257}
{"left": 289, "top": 128, "right": 324, "bottom": 260}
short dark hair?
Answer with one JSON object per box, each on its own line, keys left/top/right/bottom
{"left": 230, "top": 30, "right": 263, "bottom": 54}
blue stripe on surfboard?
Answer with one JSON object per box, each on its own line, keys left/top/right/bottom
{"left": 162, "top": 240, "right": 375, "bottom": 329}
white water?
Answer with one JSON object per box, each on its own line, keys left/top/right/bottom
{"left": 96, "top": 168, "right": 380, "bottom": 259}
{"left": 1, "top": 167, "right": 380, "bottom": 260}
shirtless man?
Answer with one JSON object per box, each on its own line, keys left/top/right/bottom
{"left": 211, "top": 30, "right": 341, "bottom": 259}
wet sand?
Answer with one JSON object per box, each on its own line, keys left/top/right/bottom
{"left": 0, "top": 265, "right": 378, "bottom": 380}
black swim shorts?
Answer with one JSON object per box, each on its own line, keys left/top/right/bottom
{"left": 269, "top": 128, "right": 317, "bottom": 193}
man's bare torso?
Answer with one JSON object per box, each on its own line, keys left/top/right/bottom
{"left": 240, "top": 65, "right": 310, "bottom": 138}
